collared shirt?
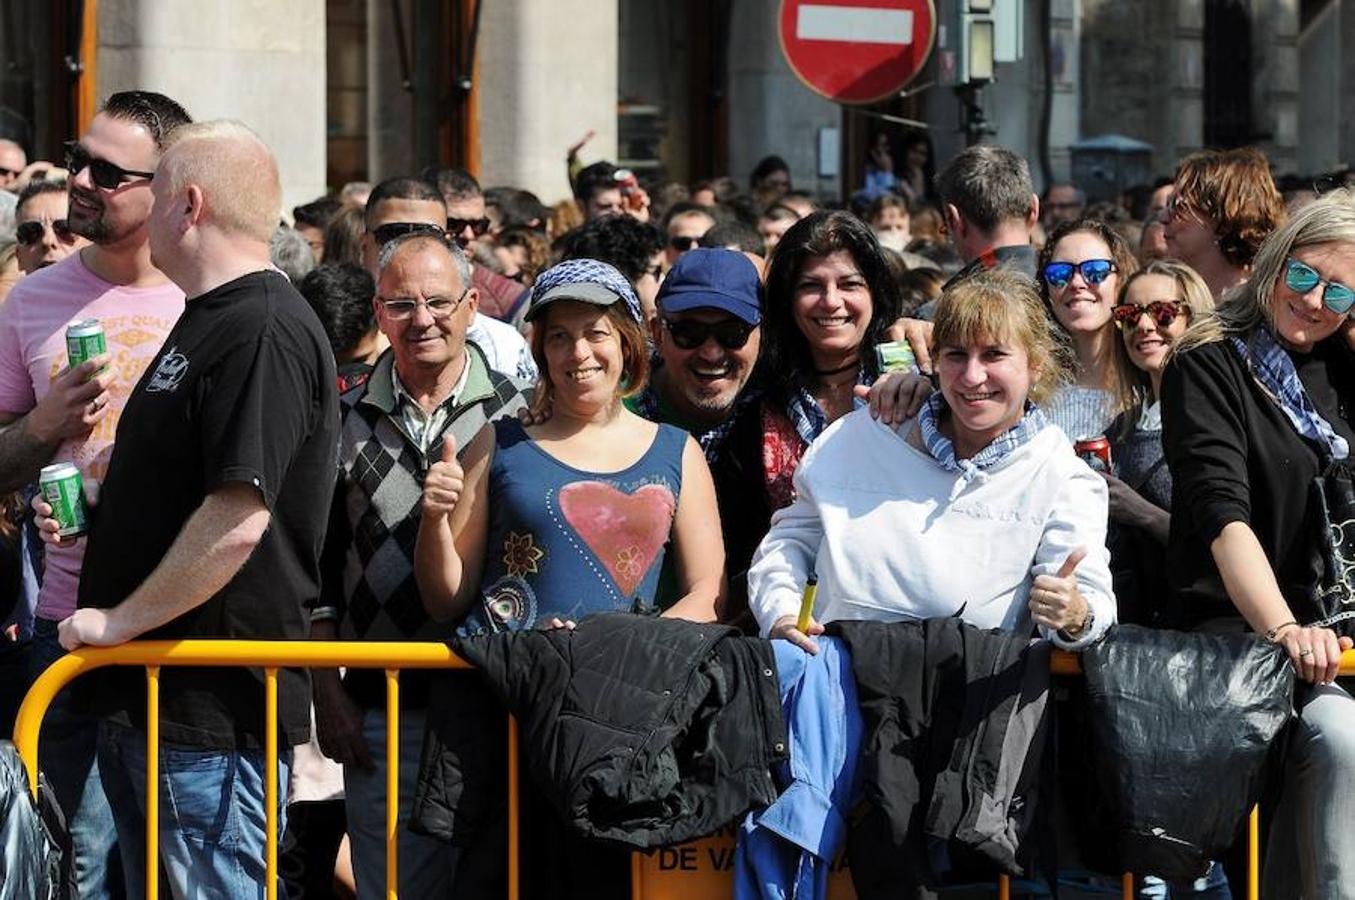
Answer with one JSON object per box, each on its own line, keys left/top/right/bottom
{"left": 391, "top": 351, "right": 473, "bottom": 454}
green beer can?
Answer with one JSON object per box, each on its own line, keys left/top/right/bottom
{"left": 39, "top": 462, "right": 88, "bottom": 537}
{"left": 873, "top": 339, "right": 916, "bottom": 374}
{"left": 66, "top": 318, "right": 107, "bottom": 372}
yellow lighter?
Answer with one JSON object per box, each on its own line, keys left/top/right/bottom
{"left": 796, "top": 574, "right": 819, "bottom": 633}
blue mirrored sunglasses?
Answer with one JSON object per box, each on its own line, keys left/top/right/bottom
{"left": 1284, "top": 258, "right": 1355, "bottom": 315}
{"left": 1043, "top": 258, "right": 1116, "bottom": 288}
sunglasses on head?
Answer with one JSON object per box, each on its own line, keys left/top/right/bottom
{"left": 63, "top": 141, "right": 155, "bottom": 190}
{"left": 447, "top": 217, "right": 491, "bottom": 237}
{"left": 370, "top": 221, "right": 447, "bottom": 247}
{"left": 662, "top": 317, "right": 754, "bottom": 351}
{"left": 669, "top": 235, "right": 700, "bottom": 253}
{"left": 15, "top": 219, "right": 74, "bottom": 246}
{"left": 1112, "top": 300, "right": 1188, "bottom": 329}
{"left": 1042, "top": 258, "right": 1116, "bottom": 288}
{"left": 1283, "top": 257, "right": 1355, "bottom": 315}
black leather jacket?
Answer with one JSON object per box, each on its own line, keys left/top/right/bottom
{"left": 0, "top": 741, "right": 73, "bottom": 900}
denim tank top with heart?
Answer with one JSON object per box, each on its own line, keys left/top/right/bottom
{"left": 456, "top": 418, "right": 686, "bottom": 636}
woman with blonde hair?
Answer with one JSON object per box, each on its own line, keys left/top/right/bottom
{"left": 1164, "top": 189, "right": 1355, "bottom": 895}
{"left": 1037, "top": 217, "right": 1140, "bottom": 441}
{"left": 752, "top": 268, "right": 1114, "bottom": 653}
{"left": 1102, "top": 261, "right": 1215, "bottom": 623}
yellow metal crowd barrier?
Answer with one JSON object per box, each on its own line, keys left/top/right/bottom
{"left": 11, "top": 641, "right": 1355, "bottom": 900}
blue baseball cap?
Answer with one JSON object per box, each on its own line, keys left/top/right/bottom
{"left": 526, "top": 258, "right": 643, "bottom": 324}
{"left": 656, "top": 249, "right": 762, "bottom": 325}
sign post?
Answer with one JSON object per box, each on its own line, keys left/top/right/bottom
{"left": 778, "top": 0, "right": 938, "bottom": 105}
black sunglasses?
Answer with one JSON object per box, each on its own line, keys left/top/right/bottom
{"left": 447, "top": 217, "right": 491, "bottom": 237}
{"left": 370, "top": 221, "right": 447, "bottom": 247}
{"left": 669, "top": 235, "right": 701, "bottom": 253}
{"left": 63, "top": 141, "right": 155, "bottom": 190}
{"left": 662, "top": 317, "right": 754, "bottom": 351}
{"left": 15, "top": 219, "right": 74, "bottom": 246}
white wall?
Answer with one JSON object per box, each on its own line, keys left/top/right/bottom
{"left": 475, "top": 0, "right": 619, "bottom": 204}
{"left": 97, "top": 0, "right": 328, "bottom": 214}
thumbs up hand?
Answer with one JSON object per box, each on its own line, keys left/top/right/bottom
{"left": 1029, "top": 546, "right": 1092, "bottom": 636}
{"left": 423, "top": 435, "right": 465, "bottom": 519}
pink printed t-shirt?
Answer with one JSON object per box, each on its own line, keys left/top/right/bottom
{"left": 0, "top": 252, "right": 185, "bottom": 621}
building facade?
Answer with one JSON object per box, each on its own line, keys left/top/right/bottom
{"left": 0, "top": 0, "right": 1347, "bottom": 212}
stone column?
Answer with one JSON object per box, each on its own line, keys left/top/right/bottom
{"left": 95, "top": 0, "right": 327, "bottom": 212}
{"left": 473, "top": 0, "right": 619, "bottom": 205}
{"left": 1250, "top": 0, "right": 1299, "bottom": 175}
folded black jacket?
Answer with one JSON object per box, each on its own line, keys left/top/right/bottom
{"left": 1074, "top": 625, "right": 1293, "bottom": 879}
{"left": 826, "top": 618, "right": 1054, "bottom": 899}
{"left": 412, "top": 613, "right": 786, "bottom": 849}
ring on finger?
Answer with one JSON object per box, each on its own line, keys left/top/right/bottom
{"left": 1299, "top": 647, "right": 1314, "bottom": 658}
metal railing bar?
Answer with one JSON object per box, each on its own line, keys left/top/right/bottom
{"left": 265, "top": 666, "right": 280, "bottom": 900}
{"left": 386, "top": 668, "right": 400, "bottom": 900}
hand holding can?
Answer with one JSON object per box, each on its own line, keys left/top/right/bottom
{"left": 37, "top": 462, "right": 90, "bottom": 540}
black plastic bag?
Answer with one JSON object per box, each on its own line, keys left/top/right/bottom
{"left": 1076, "top": 625, "right": 1293, "bottom": 880}
{"left": 1312, "top": 460, "right": 1355, "bottom": 637}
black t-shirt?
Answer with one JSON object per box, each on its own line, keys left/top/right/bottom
{"left": 1162, "top": 335, "right": 1355, "bottom": 629}
{"left": 79, "top": 270, "right": 339, "bottom": 750}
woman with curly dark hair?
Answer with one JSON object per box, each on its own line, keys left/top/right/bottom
{"left": 713, "top": 210, "right": 901, "bottom": 624}
{"left": 1164, "top": 147, "right": 1286, "bottom": 300}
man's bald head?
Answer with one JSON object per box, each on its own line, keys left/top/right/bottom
{"left": 159, "top": 120, "right": 280, "bottom": 241}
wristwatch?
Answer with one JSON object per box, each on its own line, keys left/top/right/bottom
{"left": 1058, "top": 604, "right": 1094, "bottom": 643}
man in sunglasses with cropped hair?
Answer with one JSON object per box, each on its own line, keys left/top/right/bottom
{"left": 0, "top": 89, "right": 191, "bottom": 900}
{"left": 631, "top": 248, "right": 762, "bottom": 457}
{"left": 12, "top": 179, "right": 87, "bottom": 273}
{"left": 425, "top": 166, "right": 529, "bottom": 322}
{"left": 362, "top": 175, "right": 535, "bottom": 382}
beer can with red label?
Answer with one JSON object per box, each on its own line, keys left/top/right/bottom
{"left": 1074, "top": 436, "right": 1112, "bottom": 473}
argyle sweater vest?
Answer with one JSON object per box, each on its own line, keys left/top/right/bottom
{"left": 329, "top": 345, "right": 528, "bottom": 643}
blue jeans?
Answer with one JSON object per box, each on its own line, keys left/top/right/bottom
{"left": 29, "top": 618, "right": 121, "bottom": 899}
{"left": 1140, "top": 862, "right": 1232, "bottom": 898}
{"left": 1262, "top": 681, "right": 1355, "bottom": 899}
{"left": 343, "top": 708, "right": 461, "bottom": 900}
{"left": 97, "top": 721, "right": 291, "bottom": 900}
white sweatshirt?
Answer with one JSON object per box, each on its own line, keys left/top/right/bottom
{"left": 748, "top": 407, "right": 1116, "bottom": 650}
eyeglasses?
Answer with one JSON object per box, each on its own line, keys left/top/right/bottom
{"left": 669, "top": 235, "right": 700, "bottom": 253}
{"left": 377, "top": 286, "right": 470, "bottom": 321}
{"left": 1283, "top": 257, "right": 1355, "bottom": 315}
{"left": 0, "top": 166, "right": 20, "bottom": 178}
{"left": 370, "top": 221, "right": 447, "bottom": 247}
{"left": 15, "top": 219, "right": 74, "bottom": 246}
{"left": 662, "top": 317, "right": 754, "bottom": 350}
{"left": 1042, "top": 259, "right": 1116, "bottom": 288}
{"left": 446, "top": 217, "right": 491, "bottom": 237}
{"left": 1112, "top": 300, "right": 1189, "bottom": 329}
{"left": 63, "top": 141, "right": 155, "bottom": 190}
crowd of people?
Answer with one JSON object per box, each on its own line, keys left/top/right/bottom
{"left": 0, "top": 89, "right": 1352, "bottom": 900}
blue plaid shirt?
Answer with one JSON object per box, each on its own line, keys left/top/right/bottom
{"left": 917, "top": 392, "right": 1051, "bottom": 488}
{"left": 1231, "top": 325, "right": 1350, "bottom": 461}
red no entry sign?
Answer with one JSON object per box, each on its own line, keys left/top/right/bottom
{"left": 778, "top": 0, "right": 937, "bottom": 105}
